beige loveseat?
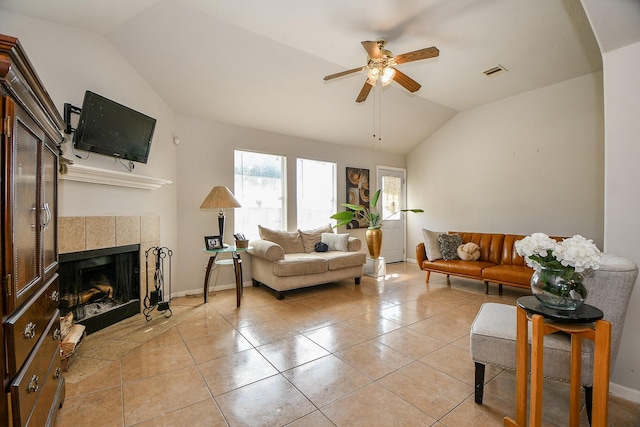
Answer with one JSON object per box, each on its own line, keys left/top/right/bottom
{"left": 248, "top": 225, "right": 366, "bottom": 299}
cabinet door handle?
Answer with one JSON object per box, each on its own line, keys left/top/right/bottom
{"left": 43, "top": 202, "right": 52, "bottom": 228}
{"left": 27, "top": 375, "right": 39, "bottom": 393}
{"left": 50, "top": 290, "right": 60, "bottom": 302}
{"left": 53, "top": 328, "right": 61, "bottom": 340}
{"left": 24, "top": 322, "right": 36, "bottom": 339}
{"left": 53, "top": 367, "right": 61, "bottom": 380}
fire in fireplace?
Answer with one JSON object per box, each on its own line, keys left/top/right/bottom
{"left": 59, "top": 244, "right": 140, "bottom": 334}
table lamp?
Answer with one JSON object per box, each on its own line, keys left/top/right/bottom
{"left": 200, "top": 185, "right": 241, "bottom": 240}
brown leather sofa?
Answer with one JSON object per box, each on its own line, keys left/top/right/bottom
{"left": 416, "top": 232, "right": 544, "bottom": 294}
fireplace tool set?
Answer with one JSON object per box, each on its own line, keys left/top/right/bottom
{"left": 143, "top": 246, "right": 173, "bottom": 321}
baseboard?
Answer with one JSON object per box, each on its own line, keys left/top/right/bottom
{"left": 171, "top": 280, "right": 251, "bottom": 299}
{"left": 609, "top": 381, "right": 640, "bottom": 404}
{"left": 406, "top": 257, "right": 417, "bottom": 264}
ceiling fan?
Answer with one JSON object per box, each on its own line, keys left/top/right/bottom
{"left": 324, "top": 40, "right": 439, "bottom": 103}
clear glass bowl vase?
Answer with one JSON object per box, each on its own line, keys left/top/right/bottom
{"left": 530, "top": 267, "right": 588, "bottom": 311}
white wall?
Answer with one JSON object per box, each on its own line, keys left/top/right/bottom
{"left": 175, "top": 115, "right": 405, "bottom": 295}
{"left": 0, "top": 12, "right": 179, "bottom": 282}
{"left": 601, "top": 40, "right": 640, "bottom": 398}
{"left": 407, "top": 72, "right": 604, "bottom": 252}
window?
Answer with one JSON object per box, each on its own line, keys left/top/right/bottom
{"left": 296, "top": 158, "right": 337, "bottom": 231}
{"left": 381, "top": 174, "right": 402, "bottom": 220}
{"left": 234, "top": 150, "right": 286, "bottom": 239}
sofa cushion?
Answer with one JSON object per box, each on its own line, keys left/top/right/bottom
{"left": 422, "top": 228, "right": 443, "bottom": 261}
{"left": 259, "top": 225, "right": 305, "bottom": 254}
{"left": 322, "top": 232, "right": 350, "bottom": 252}
{"left": 273, "top": 254, "right": 328, "bottom": 276}
{"left": 482, "top": 264, "right": 533, "bottom": 287}
{"left": 424, "top": 259, "right": 495, "bottom": 277}
{"left": 300, "top": 224, "right": 333, "bottom": 253}
{"left": 438, "top": 233, "right": 462, "bottom": 260}
{"left": 315, "top": 251, "right": 367, "bottom": 270}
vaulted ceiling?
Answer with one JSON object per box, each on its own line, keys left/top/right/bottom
{"left": 0, "top": 0, "right": 603, "bottom": 154}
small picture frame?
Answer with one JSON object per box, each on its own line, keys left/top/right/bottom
{"left": 204, "top": 235, "right": 223, "bottom": 250}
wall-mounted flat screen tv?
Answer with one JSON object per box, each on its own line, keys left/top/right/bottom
{"left": 73, "top": 91, "right": 156, "bottom": 164}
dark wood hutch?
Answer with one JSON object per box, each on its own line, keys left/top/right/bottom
{"left": 1, "top": 34, "right": 65, "bottom": 426}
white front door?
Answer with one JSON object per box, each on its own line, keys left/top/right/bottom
{"left": 378, "top": 167, "right": 406, "bottom": 263}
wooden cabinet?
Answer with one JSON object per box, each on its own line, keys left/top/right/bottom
{"left": 1, "top": 34, "right": 65, "bottom": 427}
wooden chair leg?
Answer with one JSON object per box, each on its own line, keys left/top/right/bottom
{"left": 474, "top": 362, "right": 485, "bottom": 404}
{"left": 425, "top": 271, "right": 430, "bottom": 283}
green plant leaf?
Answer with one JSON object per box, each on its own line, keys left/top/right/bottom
{"left": 341, "top": 203, "right": 365, "bottom": 211}
{"left": 330, "top": 211, "right": 355, "bottom": 221}
{"left": 370, "top": 189, "right": 381, "bottom": 208}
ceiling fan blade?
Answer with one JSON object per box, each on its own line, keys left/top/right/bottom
{"left": 361, "top": 41, "right": 382, "bottom": 59}
{"left": 394, "top": 46, "right": 439, "bottom": 64}
{"left": 392, "top": 68, "right": 421, "bottom": 93}
{"left": 323, "top": 66, "right": 366, "bottom": 81}
{"left": 356, "top": 81, "right": 374, "bottom": 103}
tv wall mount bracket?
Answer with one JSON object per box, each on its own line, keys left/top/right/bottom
{"left": 63, "top": 102, "right": 81, "bottom": 135}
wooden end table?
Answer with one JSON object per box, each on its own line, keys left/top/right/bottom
{"left": 504, "top": 296, "right": 611, "bottom": 427}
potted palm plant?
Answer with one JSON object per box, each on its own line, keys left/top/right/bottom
{"left": 331, "top": 189, "right": 423, "bottom": 258}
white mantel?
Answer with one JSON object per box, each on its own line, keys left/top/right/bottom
{"left": 59, "top": 163, "right": 172, "bottom": 190}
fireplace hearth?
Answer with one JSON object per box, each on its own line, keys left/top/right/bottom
{"left": 59, "top": 244, "right": 140, "bottom": 334}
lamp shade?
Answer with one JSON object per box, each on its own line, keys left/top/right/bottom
{"left": 200, "top": 186, "right": 241, "bottom": 210}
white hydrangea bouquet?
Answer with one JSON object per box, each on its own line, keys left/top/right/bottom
{"left": 515, "top": 233, "right": 602, "bottom": 273}
{"left": 515, "top": 233, "right": 602, "bottom": 309}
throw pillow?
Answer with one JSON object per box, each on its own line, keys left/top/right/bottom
{"left": 300, "top": 224, "right": 333, "bottom": 253}
{"left": 258, "top": 225, "right": 305, "bottom": 254}
{"left": 321, "top": 232, "right": 350, "bottom": 252}
{"left": 314, "top": 241, "right": 329, "bottom": 252}
{"left": 457, "top": 242, "right": 481, "bottom": 261}
{"left": 438, "top": 233, "right": 462, "bottom": 260}
{"left": 422, "top": 228, "right": 443, "bottom": 261}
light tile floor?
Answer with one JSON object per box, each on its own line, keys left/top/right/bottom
{"left": 56, "top": 263, "right": 640, "bottom": 426}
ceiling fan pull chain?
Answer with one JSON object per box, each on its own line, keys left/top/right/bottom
{"left": 378, "top": 87, "right": 382, "bottom": 141}
{"left": 372, "top": 87, "right": 376, "bottom": 139}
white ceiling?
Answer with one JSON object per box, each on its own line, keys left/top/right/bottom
{"left": 0, "top": 0, "right": 603, "bottom": 154}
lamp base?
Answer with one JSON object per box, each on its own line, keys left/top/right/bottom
{"left": 218, "top": 211, "right": 225, "bottom": 241}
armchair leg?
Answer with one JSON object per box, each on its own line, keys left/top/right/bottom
{"left": 355, "top": 277, "right": 361, "bottom": 285}
{"left": 474, "top": 362, "right": 485, "bottom": 404}
{"left": 584, "top": 385, "right": 593, "bottom": 425}
{"left": 425, "top": 271, "right": 430, "bottom": 283}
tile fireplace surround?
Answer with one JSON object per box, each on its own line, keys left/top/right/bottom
{"left": 58, "top": 214, "right": 161, "bottom": 314}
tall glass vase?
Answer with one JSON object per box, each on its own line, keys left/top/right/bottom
{"left": 530, "top": 267, "right": 588, "bottom": 311}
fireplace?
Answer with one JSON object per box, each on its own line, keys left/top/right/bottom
{"left": 59, "top": 244, "right": 140, "bottom": 334}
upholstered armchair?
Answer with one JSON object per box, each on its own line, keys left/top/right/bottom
{"left": 470, "top": 254, "right": 638, "bottom": 421}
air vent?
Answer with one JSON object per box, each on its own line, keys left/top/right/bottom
{"left": 483, "top": 65, "right": 508, "bottom": 77}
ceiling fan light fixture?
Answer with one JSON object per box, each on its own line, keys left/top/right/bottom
{"left": 367, "top": 67, "right": 380, "bottom": 81}
{"left": 380, "top": 67, "right": 396, "bottom": 86}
